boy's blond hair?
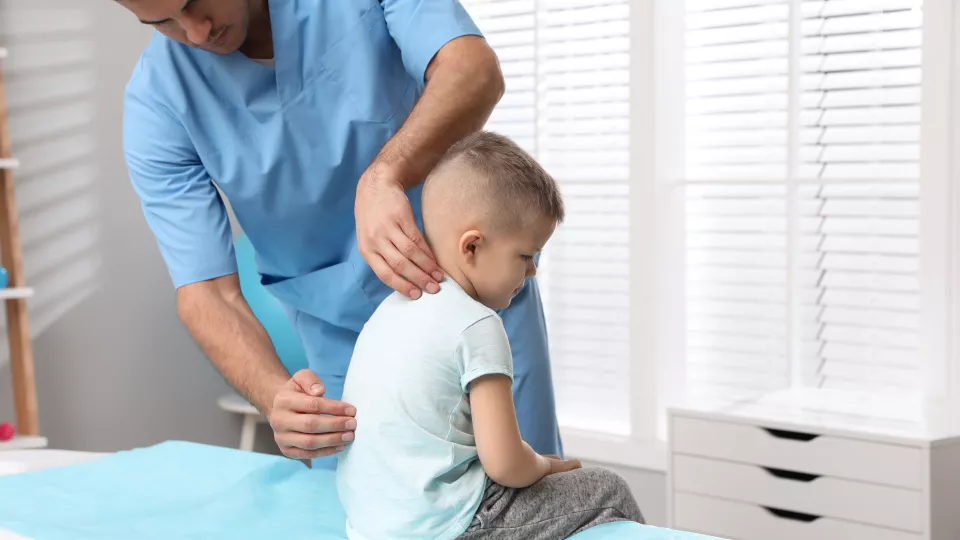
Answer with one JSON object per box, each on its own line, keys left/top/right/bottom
{"left": 423, "top": 131, "right": 564, "bottom": 237}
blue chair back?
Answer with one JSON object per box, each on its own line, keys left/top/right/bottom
{"left": 234, "top": 235, "right": 309, "bottom": 374}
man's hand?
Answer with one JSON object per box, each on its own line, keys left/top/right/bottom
{"left": 268, "top": 369, "right": 358, "bottom": 460}
{"left": 545, "top": 455, "right": 582, "bottom": 475}
{"left": 353, "top": 35, "right": 502, "bottom": 299}
{"left": 355, "top": 170, "right": 444, "bottom": 299}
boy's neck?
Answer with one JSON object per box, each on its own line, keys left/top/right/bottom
{"left": 438, "top": 263, "right": 480, "bottom": 303}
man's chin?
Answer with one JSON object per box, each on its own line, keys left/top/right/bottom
{"left": 203, "top": 40, "right": 243, "bottom": 55}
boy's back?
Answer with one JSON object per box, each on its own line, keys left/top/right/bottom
{"left": 336, "top": 279, "right": 513, "bottom": 540}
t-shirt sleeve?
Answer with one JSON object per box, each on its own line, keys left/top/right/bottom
{"left": 456, "top": 315, "right": 514, "bottom": 392}
{"left": 123, "top": 77, "right": 237, "bottom": 289}
{"left": 378, "top": 0, "right": 483, "bottom": 84}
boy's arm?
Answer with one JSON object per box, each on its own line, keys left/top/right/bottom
{"left": 470, "top": 375, "right": 580, "bottom": 488}
{"left": 460, "top": 315, "right": 581, "bottom": 488}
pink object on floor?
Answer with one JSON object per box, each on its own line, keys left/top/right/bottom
{"left": 0, "top": 423, "right": 15, "bottom": 442}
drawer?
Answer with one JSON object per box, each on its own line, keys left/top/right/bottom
{"left": 672, "top": 415, "right": 923, "bottom": 489}
{"left": 674, "top": 492, "right": 922, "bottom": 540}
{"left": 673, "top": 454, "right": 922, "bottom": 532}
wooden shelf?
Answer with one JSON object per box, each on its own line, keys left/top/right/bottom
{"left": 2, "top": 37, "right": 41, "bottom": 442}
{"left": 0, "top": 287, "right": 33, "bottom": 300}
{"left": 0, "top": 436, "right": 48, "bottom": 451}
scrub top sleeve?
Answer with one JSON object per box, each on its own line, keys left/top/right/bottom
{"left": 123, "top": 89, "right": 237, "bottom": 289}
{"left": 378, "top": 0, "right": 483, "bottom": 84}
{"left": 457, "top": 314, "right": 515, "bottom": 393}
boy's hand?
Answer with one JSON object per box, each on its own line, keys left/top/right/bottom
{"left": 545, "top": 455, "right": 582, "bottom": 475}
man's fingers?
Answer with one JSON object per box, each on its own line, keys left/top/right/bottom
{"left": 368, "top": 252, "right": 420, "bottom": 299}
{"left": 276, "top": 392, "right": 357, "bottom": 417}
{"left": 282, "top": 445, "right": 347, "bottom": 461}
{"left": 379, "top": 241, "right": 434, "bottom": 295}
{"left": 290, "top": 369, "right": 325, "bottom": 396}
{"left": 396, "top": 216, "right": 443, "bottom": 283}
{"left": 385, "top": 232, "right": 440, "bottom": 294}
{"left": 277, "top": 431, "right": 353, "bottom": 451}
{"left": 285, "top": 411, "right": 356, "bottom": 435}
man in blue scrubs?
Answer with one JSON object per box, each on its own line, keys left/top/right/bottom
{"left": 118, "top": 0, "right": 562, "bottom": 467}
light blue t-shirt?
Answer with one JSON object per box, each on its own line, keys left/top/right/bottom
{"left": 336, "top": 279, "right": 514, "bottom": 540}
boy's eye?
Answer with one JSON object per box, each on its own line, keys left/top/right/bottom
{"left": 521, "top": 255, "right": 533, "bottom": 261}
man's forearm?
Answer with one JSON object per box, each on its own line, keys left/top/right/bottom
{"left": 176, "top": 274, "right": 290, "bottom": 417}
{"left": 366, "top": 35, "right": 504, "bottom": 189}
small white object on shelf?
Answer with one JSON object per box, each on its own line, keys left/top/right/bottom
{"left": 0, "top": 158, "right": 18, "bottom": 170}
{"left": 0, "top": 436, "right": 48, "bottom": 452}
{"left": 0, "top": 288, "right": 33, "bottom": 300}
{"left": 0, "top": 48, "right": 7, "bottom": 59}
{"left": 0, "top": 287, "right": 33, "bottom": 300}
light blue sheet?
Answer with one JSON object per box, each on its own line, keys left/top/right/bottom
{"left": 0, "top": 441, "right": 719, "bottom": 540}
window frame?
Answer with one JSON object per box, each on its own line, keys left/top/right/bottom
{"left": 561, "top": 0, "right": 960, "bottom": 470}
{"left": 918, "top": 0, "right": 955, "bottom": 402}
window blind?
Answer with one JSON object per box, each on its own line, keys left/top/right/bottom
{"left": 684, "top": 0, "right": 923, "bottom": 405}
{"left": 0, "top": 3, "right": 101, "bottom": 352}
{"left": 460, "top": 0, "right": 632, "bottom": 435}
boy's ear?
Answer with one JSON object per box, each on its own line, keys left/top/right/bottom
{"left": 459, "top": 230, "right": 483, "bottom": 264}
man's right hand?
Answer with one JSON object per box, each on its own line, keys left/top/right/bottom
{"left": 268, "top": 369, "right": 358, "bottom": 460}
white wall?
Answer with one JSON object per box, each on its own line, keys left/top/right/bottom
{"left": 0, "top": 0, "right": 245, "bottom": 452}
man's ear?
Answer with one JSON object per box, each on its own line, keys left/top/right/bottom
{"left": 459, "top": 230, "right": 483, "bottom": 265}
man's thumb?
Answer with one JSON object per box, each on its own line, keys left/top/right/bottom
{"left": 292, "top": 369, "right": 325, "bottom": 396}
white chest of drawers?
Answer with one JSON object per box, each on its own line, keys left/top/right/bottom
{"left": 667, "top": 391, "right": 960, "bottom": 540}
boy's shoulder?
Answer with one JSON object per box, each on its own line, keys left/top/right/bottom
{"left": 367, "top": 279, "right": 499, "bottom": 336}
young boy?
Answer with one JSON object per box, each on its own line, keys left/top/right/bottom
{"left": 336, "top": 131, "right": 644, "bottom": 540}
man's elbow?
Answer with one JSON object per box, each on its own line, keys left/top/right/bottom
{"left": 175, "top": 275, "right": 239, "bottom": 326}
{"left": 429, "top": 36, "right": 504, "bottom": 106}
{"left": 479, "top": 47, "right": 505, "bottom": 105}
{"left": 175, "top": 285, "right": 200, "bottom": 326}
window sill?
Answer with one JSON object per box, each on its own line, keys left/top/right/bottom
{"left": 560, "top": 428, "right": 668, "bottom": 473}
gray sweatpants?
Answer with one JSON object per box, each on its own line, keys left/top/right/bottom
{"left": 457, "top": 467, "right": 645, "bottom": 540}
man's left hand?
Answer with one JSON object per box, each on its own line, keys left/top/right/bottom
{"left": 356, "top": 169, "right": 443, "bottom": 299}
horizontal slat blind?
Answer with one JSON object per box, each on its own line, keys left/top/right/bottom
{"left": 0, "top": 3, "right": 101, "bottom": 365}
{"left": 684, "top": 0, "right": 923, "bottom": 404}
{"left": 461, "top": 0, "right": 632, "bottom": 435}
{"left": 685, "top": 0, "right": 791, "bottom": 405}
{"left": 798, "top": 0, "right": 922, "bottom": 393}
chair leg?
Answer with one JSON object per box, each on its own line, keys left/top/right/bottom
{"left": 240, "top": 414, "right": 257, "bottom": 452}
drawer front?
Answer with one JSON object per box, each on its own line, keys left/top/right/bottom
{"left": 672, "top": 415, "right": 924, "bottom": 489}
{"left": 673, "top": 454, "right": 922, "bottom": 532}
{"left": 674, "top": 492, "right": 922, "bottom": 540}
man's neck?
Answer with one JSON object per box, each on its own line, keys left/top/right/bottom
{"left": 240, "top": 0, "right": 274, "bottom": 59}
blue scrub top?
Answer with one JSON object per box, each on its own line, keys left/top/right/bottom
{"left": 123, "top": 0, "right": 482, "bottom": 333}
